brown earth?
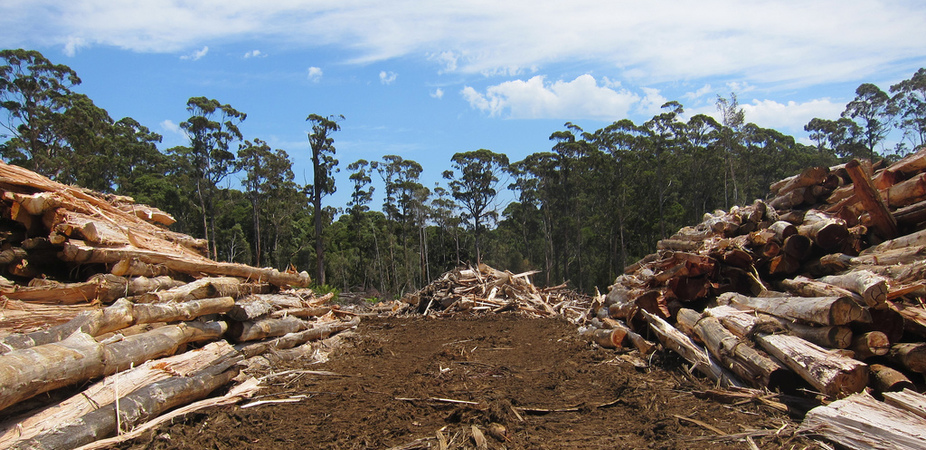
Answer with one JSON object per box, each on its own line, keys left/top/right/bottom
{"left": 117, "top": 314, "right": 824, "bottom": 449}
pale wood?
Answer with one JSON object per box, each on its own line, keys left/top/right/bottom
{"left": 797, "top": 210, "right": 848, "bottom": 250}
{"left": 894, "top": 198, "right": 926, "bottom": 227}
{"left": 101, "top": 321, "right": 228, "bottom": 375}
{"left": 0, "top": 300, "right": 94, "bottom": 337}
{"left": 892, "top": 301, "right": 926, "bottom": 337}
{"left": 62, "top": 240, "right": 311, "bottom": 288}
{"left": 861, "top": 227, "right": 926, "bottom": 256}
{"left": 640, "top": 309, "right": 745, "bottom": 388}
{"left": 132, "top": 296, "right": 235, "bottom": 324}
{"left": 0, "top": 341, "right": 237, "bottom": 447}
{"left": 676, "top": 309, "right": 793, "bottom": 390}
{"left": 756, "top": 333, "right": 868, "bottom": 397}
{"left": 702, "top": 305, "right": 782, "bottom": 339}
{"left": 718, "top": 292, "right": 868, "bottom": 326}
{"left": 799, "top": 391, "right": 926, "bottom": 450}
{"left": 883, "top": 172, "right": 926, "bottom": 208}
{"left": 0, "top": 332, "right": 104, "bottom": 412}
{"left": 845, "top": 159, "right": 898, "bottom": 239}
{"left": 870, "top": 364, "right": 914, "bottom": 393}
{"left": 111, "top": 258, "right": 172, "bottom": 277}
{"left": 883, "top": 388, "right": 926, "bottom": 420}
{"left": 770, "top": 166, "right": 828, "bottom": 196}
{"left": 16, "top": 358, "right": 239, "bottom": 449}
{"left": 0, "top": 310, "right": 102, "bottom": 355}
{"left": 226, "top": 316, "right": 307, "bottom": 343}
{"left": 270, "top": 306, "right": 332, "bottom": 319}
{"left": 583, "top": 327, "right": 627, "bottom": 350}
{"left": 767, "top": 316, "right": 852, "bottom": 349}
{"left": 776, "top": 276, "right": 859, "bottom": 303}
{"left": 238, "top": 317, "right": 360, "bottom": 358}
{"left": 135, "top": 277, "right": 240, "bottom": 303}
{"left": 820, "top": 270, "right": 889, "bottom": 309}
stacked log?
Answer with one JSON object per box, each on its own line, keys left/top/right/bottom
{"left": 0, "top": 161, "right": 358, "bottom": 449}
{"left": 586, "top": 149, "right": 926, "bottom": 447}
{"left": 402, "top": 263, "right": 592, "bottom": 323}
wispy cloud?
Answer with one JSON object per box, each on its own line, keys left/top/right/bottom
{"left": 243, "top": 49, "right": 264, "bottom": 58}
{"left": 462, "top": 74, "right": 640, "bottom": 120}
{"left": 379, "top": 70, "right": 397, "bottom": 85}
{"left": 430, "top": 88, "right": 444, "bottom": 99}
{"left": 180, "top": 45, "right": 208, "bottom": 61}
{"left": 307, "top": 66, "right": 323, "bottom": 82}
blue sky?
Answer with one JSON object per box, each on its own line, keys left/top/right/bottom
{"left": 2, "top": 1, "right": 926, "bottom": 212}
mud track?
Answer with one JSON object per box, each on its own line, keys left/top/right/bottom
{"left": 118, "top": 314, "right": 819, "bottom": 449}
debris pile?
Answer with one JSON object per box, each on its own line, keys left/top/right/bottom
{"left": 0, "top": 161, "right": 358, "bottom": 449}
{"left": 587, "top": 150, "right": 926, "bottom": 447}
{"left": 401, "top": 263, "right": 591, "bottom": 323}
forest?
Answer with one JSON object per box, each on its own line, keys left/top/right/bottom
{"left": 2, "top": 48, "right": 925, "bottom": 297}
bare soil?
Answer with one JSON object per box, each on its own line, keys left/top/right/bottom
{"left": 117, "top": 313, "right": 821, "bottom": 449}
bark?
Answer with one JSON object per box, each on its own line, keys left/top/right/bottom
{"left": 61, "top": 240, "right": 310, "bottom": 288}
{"left": 600, "top": 317, "right": 656, "bottom": 354}
{"left": 849, "top": 331, "right": 890, "bottom": 360}
{"left": 894, "top": 198, "right": 926, "bottom": 228}
{"left": 135, "top": 277, "right": 240, "bottom": 303}
{"left": 770, "top": 166, "right": 829, "bottom": 197}
{"left": 819, "top": 270, "right": 889, "bottom": 310}
{"left": 845, "top": 159, "right": 898, "bottom": 239}
{"left": 883, "top": 388, "right": 926, "bottom": 420}
{"left": 718, "top": 292, "right": 869, "bottom": 326}
{"left": 888, "top": 343, "right": 926, "bottom": 373}
{"left": 676, "top": 308, "right": 794, "bottom": 391}
{"left": 797, "top": 210, "right": 849, "bottom": 250}
{"left": 583, "top": 328, "right": 627, "bottom": 350}
{"left": 640, "top": 309, "right": 745, "bottom": 388}
{"left": 884, "top": 173, "right": 926, "bottom": 208}
{"left": 756, "top": 333, "right": 868, "bottom": 397}
{"left": 110, "top": 258, "right": 173, "bottom": 277}
{"left": 132, "top": 297, "right": 235, "bottom": 324}
{"left": 861, "top": 227, "right": 926, "bottom": 256}
{"left": 701, "top": 305, "right": 782, "bottom": 339}
{"left": 226, "top": 316, "right": 307, "bottom": 343}
{"left": 892, "top": 302, "right": 926, "bottom": 337}
{"left": 869, "top": 364, "right": 915, "bottom": 393}
{"left": 101, "top": 321, "right": 228, "bottom": 375}
{"left": 237, "top": 317, "right": 360, "bottom": 358}
{"left": 799, "top": 392, "right": 926, "bottom": 450}
{"left": 767, "top": 316, "right": 853, "bottom": 349}
{"left": 776, "top": 276, "right": 860, "bottom": 304}
{"left": 226, "top": 296, "right": 274, "bottom": 321}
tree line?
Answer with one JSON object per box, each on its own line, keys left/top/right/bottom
{"left": 3, "top": 49, "right": 925, "bottom": 296}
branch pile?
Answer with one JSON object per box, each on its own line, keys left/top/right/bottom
{"left": 401, "top": 263, "right": 591, "bottom": 323}
{"left": 0, "top": 161, "right": 359, "bottom": 449}
{"left": 587, "top": 149, "right": 926, "bottom": 447}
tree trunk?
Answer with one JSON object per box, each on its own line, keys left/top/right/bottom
{"left": 819, "top": 270, "right": 889, "bottom": 309}
{"left": 226, "top": 316, "right": 307, "bottom": 343}
{"left": 869, "top": 364, "right": 915, "bottom": 393}
{"left": 845, "top": 159, "right": 898, "bottom": 239}
{"left": 756, "top": 333, "right": 868, "bottom": 397}
{"left": 718, "top": 292, "right": 869, "bottom": 326}
{"left": 849, "top": 331, "right": 890, "bottom": 360}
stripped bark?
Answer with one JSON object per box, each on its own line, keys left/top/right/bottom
{"left": 756, "top": 333, "right": 868, "bottom": 397}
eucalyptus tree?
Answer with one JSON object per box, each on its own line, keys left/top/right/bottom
{"left": 306, "top": 113, "right": 343, "bottom": 285}
{"left": 0, "top": 49, "right": 81, "bottom": 177}
{"left": 716, "top": 93, "right": 745, "bottom": 206}
{"left": 842, "top": 83, "right": 891, "bottom": 158}
{"left": 442, "top": 149, "right": 510, "bottom": 263}
{"left": 177, "top": 96, "right": 246, "bottom": 259}
{"left": 890, "top": 68, "right": 926, "bottom": 150}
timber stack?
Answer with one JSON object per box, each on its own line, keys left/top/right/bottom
{"left": 401, "top": 263, "right": 591, "bottom": 324}
{"left": 0, "top": 161, "right": 359, "bottom": 449}
{"left": 586, "top": 148, "right": 926, "bottom": 448}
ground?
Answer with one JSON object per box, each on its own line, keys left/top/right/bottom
{"left": 118, "top": 313, "right": 823, "bottom": 449}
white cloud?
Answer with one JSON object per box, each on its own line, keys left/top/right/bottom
{"left": 63, "top": 36, "right": 85, "bottom": 56}
{"left": 243, "top": 49, "right": 263, "bottom": 58}
{"left": 379, "top": 70, "right": 397, "bottom": 85}
{"left": 636, "top": 87, "right": 669, "bottom": 117}
{"left": 180, "top": 45, "right": 208, "bottom": 61}
{"left": 462, "top": 74, "right": 640, "bottom": 120}
{"left": 430, "top": 88, "right": 444, "bottom": 99}
{"left": 307, "top": 66, "right": 323, "bottom": 82}
{"left": 159, "top": 119, "right": 186, "bottom": 139}
{"left": 683, "top": 84, "right": 713, "bottom": 102}
{"left": 4, "top": 1, "right": 925, "bottom": 89}
{"left": 741, "top": 98, "right": 844, "bottom": 132}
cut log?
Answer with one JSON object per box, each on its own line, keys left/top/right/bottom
{"left": 797, "top": 210, "right": 849, "bottom": 250}
{"left": 701, "top": 305, "right": 782, "bottom": 339}
{"left": 237, "top": 317, "right": 360, "bottom": 358}
{"left": 640, "top": 309, "right": 745, "bottom": 388}
{"left": 770, "top": 166, "right": 828, "bottom": 196}
{"left": 849, "top": 331, "right": 890, "bottom": 360}
{"left": 676, "top": 309, "right": 794, "bottom": 391}
{"left": 718, "top": 292, "right": 869, "bottom": 326}
{"left": 111, "top": 258, "right": 173, "bottom": 277}
{"left": 819, "top": 270, "right": 889, "bottom": 310}
{"left": 15, "top": 360, "right": 239, "bottom": 450}
{"left": 869, "top": 364, "right": 915, "bottom": 393}
{"left": 603, "top": 318, "right": 657, "bottom": 355}
{"left": 777, "top": 276, "right": 859, "bottom": 303}
{"left": 781, "top": 234, "right": 812, "bottom": 260}
{"left": 883, "top": 388, "right": 926, "bottom": 420}
{"left": 892, "top": 302, "right": 926, "bottom": 337}
{"left": 583, "top": 327, "right": 627, "bottom": 350}
{"left": 270, "top": 306, "right": 332, "bottom": 319}
{"left": 884, "top": 173, "right": 926, "bottom": 208}
{"left": 132, "top": 296, "right": 235, "bottom": 324}
{"left": 845, "top": 159, "right": 898, "bottom": 239}
{"left": 135, "top": 277, "right": 241, "bottom": 303}
{"left": 888, "top": 343, "right": 926, "bottom": 373}
{"left": 799, "top": 391, "right": 926, "bottom": 450}
{"left": 0, "top": 332, "right": 104, "bottom": 412}
{"left": 61, "top": 239, "right": 311, "bottom": 288}
{"left": 756, "top": 333, "right": 868, "bottom": 397}
{"left": 226, "top": 296, "right": 274, "bottom": 321}
{"left": 894, "top": 198, "right": 926, "bottom": 228}
{"left": 101, "top": 321, "right": 227, "bottom": 375}
{"left": 226, "top": 316, "right": 307, "bottom": 343}
{"left": 0, "top": 310, "right": 102, "bottom": 355}
{"left": 861, "top": 227, "right": 926, "bottom": 256}
{"left": 0, "top": 300, "right": 94, "bottom": 337}
{"left": 768, "top": 316, "right": 852, "bottom": 349}
{"left": 0, "top": 340, "right": 237, "bottom": 447}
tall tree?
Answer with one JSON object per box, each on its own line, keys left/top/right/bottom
{"left": 842, "top": 83, "right": 891, "bottom": 158}
{"left": 716, "top": 93, "right": 745, "bottom": 206}
{"left": 236, "top": 138, "right": 297, "bottom": 267}
{"left": 442, "top": 149, "right": 509, "bottom": 263}
{"left": 178, "top": 96, "right": 246, "bottom": 259}
{"left": 890, "top": 68, "right": 926, "bottom": 150}
{"left": 0, "top": 49, "right": 81, "bottom": 177}
{"left": 306, "top": 113, "right": 343, "bottom": 285}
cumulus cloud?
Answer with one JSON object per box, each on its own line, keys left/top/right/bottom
{"left": 379, "top": 70, "right": 397, "bottom": 85}
{"left": 430, "top": 88, "right": 444, "bottom": 99}
{"left": 180, "top": 46, "right": 208, "bottom": 61}
{"left": 63, "top": 36, "right": 85, "bottom": 56}
{"left": 307, "top": 66, "right": 323, "bottom": 82}
{"left": 741, "top": 98, "right": 844, "bottom": 132}
{"left": 159, "top": 119, "right": 186, "bottom": 138}
{"left": 683, "top": 84, "right": 713, "bottom": 102}
{"left": 244, "top": 49, "right": 263, "bottom": 58}
{"left": 462, "top": 74, "right": 640, "bottom": 120}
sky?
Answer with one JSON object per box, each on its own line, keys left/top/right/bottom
{"left": 2, "top": 1, "right": 926, "bottom": 212}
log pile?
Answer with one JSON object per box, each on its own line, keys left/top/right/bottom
{"left": 402, "top": 263, "right": 591, "bottom": 323}
{"left": 587, "top": 149, "right": 926, "bottom": 446}
{"left": 0, "top": 161, "right": 359, "bottom": 449}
